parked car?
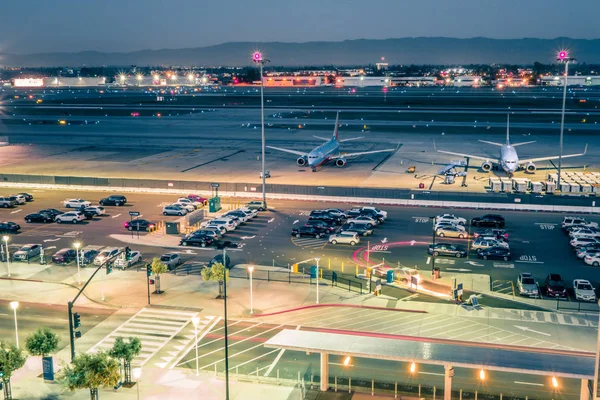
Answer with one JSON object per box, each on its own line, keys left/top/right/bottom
{"left": 24, "top": 212, "right": 54, "bottom": 223}
{"left": 339, "top": 223, "right": 373, "bottom": 237}
{"left": 180, "top": 235, "right": 213, "bottom": 248}
{"left": 187, "top": 194, "right": 208, "bottom": 205}
{"left": 573, "top": 279, "right": 597, "bottom": 302}
{"left": 208, "top": 218, "right": 236, "bottom": 232}
{"left": 428, "top": 243, "right": 467, "bottom": 258}
{"left": 328, "top": 232, "right": 360, "bottom": 245}
{"left": 0, "top": 197, "right": 17, "bottom": 208}
{"left": 569, "top": 228, "right": 600, "bottom": 240}
{"left": 17, "top": 193, "right": 33, "bottom": 202}
{"left": 477, "top": 247, "right": 511, "bottom": 261}
{"left": 562, "top": 217, "right": 598, "bottom": 230}
{"left": 436, "top": 226, "right": 467, "bottom": 239}
{"left": 237, "top": 207, "right": 258, "bottom": 218}
{"left": 435, "top": 214, "right": 466, "bottom": 226}
{"left": 160, "top": 253, "right": 183, "bottom": 270}
{"left": 203, "top": 223, "right": 227, "bottom": 235}
{"left": 52, "top": 248, "right": 78, "bottom": 264}
{"left": 84, "top": 206, "right": 105, "bottom": 216}
{"left": 577, "top": 247, "right": 600, "bottom": 259}
{"left": 309, "top": 211, "right": 343, "bottom": 225}
{"left": 209, "top": 253, "right": 231, "bottom": 269}
{"left": 225, "top": 210, "right": 251, "bottom": 223}
{"left": 434, "top": 221, "right": 466, "bottom": 232}
{"left": 63, "top": 199, "right": 91, "bottom": 209}
{"left": 94, "top": 248, "right": 120, "bottom": 266}
{"left": 80, "top": 249, "right": 99, "bottom": 265}
{"left": 347, "top": 215, "right": 378, "bottom": 227}
{"left": 114, "top": 251, "right": 142, "bottom": 268}
{"left": 193, "top": 228, "right": 222, "bottom": 239}
{"left": 99, "top": 195, "right": 127, "bottom": 206}
{"left": 9, "top": 195, "right": 26, "bottom": 205}
{"left": 124, "top": 219, "right": 156, "bottom": 232}
{"left": 471, "top": 237, "right": 509, "bottom": 253}
{"left": 570, "top": 237, "right": 600, "bottom": 248}
{"left": 584, "top": 253, "right": 600, "bottom": 267}
{"left": 472, "top": 229, "right": 509, "bottom": 241}
{"left": 171, "top": 202, "right": 195, "bottom": 213}
{"left": 544, "top": 274, "right": 568, "bottom": 298}
{"left": 517, "top": 273, "right": 539, "bottom": 297}
{"left": 471, "top": 214, "right": 505, "bottom": 228}
{"left": 163, "top": 204, "right": 188, "bottom": 216}
{"left": 13, "top": 244, "right": 42, "bottom": 261}
{"left": 358, "top": 207, "right": 387, "bottom": 222}
{"left": 0, "top": 222, "right": 20, "bottom": 233}
{"left": 176, "top": 198, "right": 198, "bottom": 209}
{"left": 245, "top": 201, "right": 266, "bottom": 211}
{"left": 305, "top": 220, "right": 336, "bottom": 233}
{"left": 291, "top": 226, "right": 329, "bottom": 239}
{"left": 56, "top": 211, "right": 85, "bottom": 224}
{"left": 324, "top": 209, "right": 348, "bottom": 219}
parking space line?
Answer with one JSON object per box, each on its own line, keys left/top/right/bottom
{"left": 196, "top": 321, "right": 259, "bottom": 350}
{"left": 230, "top": 349, "right": 280, "bottom": 371}
{"left": 444, "top": 326, "right": 490, "bottom": 340}
{"left": 264, "top": 325, "right": 300, "bottom": 377}
{"left": 199, "top": 341, "right": 272, "bottom": 371}
{"left": 419, "top": 320, "right": 466, "bottom": 335}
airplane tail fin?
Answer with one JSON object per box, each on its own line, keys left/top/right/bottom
{"left": 333, "top": 111, "right": 340, "bottom": 140}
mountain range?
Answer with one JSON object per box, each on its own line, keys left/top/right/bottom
{"left": 1, "top": 37, "right": 599, "bottom": 67}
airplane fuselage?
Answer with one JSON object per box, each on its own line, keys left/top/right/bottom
{"left": 499, "top": 144, "right": 519, "bottom": 173}
{"left": 307, "top": 139, "right": 340, "bottom": 169}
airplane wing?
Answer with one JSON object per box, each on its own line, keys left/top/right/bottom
{"left": 520, "top": 144, "right": 588, "bottom": 164}
{"left": 437, "top": 150, "right": 494, "bottom": 163}
{"left": 266, "top": 146, "right": 307, "bottom": 157}
{"left": 331, "top": 148, "right": 397, "bottom": 159}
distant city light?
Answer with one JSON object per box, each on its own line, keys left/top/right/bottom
{"left": 136, "top": 74, "right": 143, "bottom": 81}
{"left": 188, "top": 73, "right": 195, "bottom": 82}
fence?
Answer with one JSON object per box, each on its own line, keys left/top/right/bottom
{"left": 556, "top": 298, "right": 600, "bottom": 313}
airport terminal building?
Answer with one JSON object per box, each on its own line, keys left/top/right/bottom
{"left": 541, "top": 75, "right": 600, "bottom": 86}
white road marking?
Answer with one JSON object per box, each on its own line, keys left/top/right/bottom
{"left": 464, "top": 261, "right": 483, "bottom": 266}
{"left": 264, "top": 325, "right": 301, "bottom": 377}
{"left": 447, "top": 268, "right": 472, "bottom": 272}
{"left": 10, "top": 209, "right": 22, "bottom": 214}
{"left": 45, "top": 246, "right": 57, "bottom": 250}
{"left": 268, "top": 218, "right": 275, "bottom": 223}
{"left": 293, "top": 220, "right": 299, "bottom": 224}
{"left": 43, "top": 238, "right": 61, "bottom": 243}
{"left": 240, "top": 235, "right": 256, "bottom": 240}
{"left": 426, "top": 257, "right": 431, "bottom": 265}
{"left": 515, "top": 261, "right": 544, "bottom": 264}
{"left": 409, "top": 240, "right": 415, "bottom": 245}
{"left": 534, "top": 222, "right": 557, "bottom": 225}
{"left": 381, "top": 238, "right": 388, "bottom": 244}
{"left": 514, "top": 381, "right": 543, "bottom": 387}
{"left": 514, "top": 325, "right": 551, "bottom": 337}
{"left": 111, "top": 213, "right": 122, "bottom": 219}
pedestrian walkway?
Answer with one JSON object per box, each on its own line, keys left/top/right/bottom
{"left": 88, "top": 307, "right": 206, "bottom": 367}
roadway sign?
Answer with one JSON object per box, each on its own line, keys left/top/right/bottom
{"left": 211, "top": 183, "right": 220, "bottom": 188}
{"left": 129, "top": 211, "right": 140, "bottom": 217}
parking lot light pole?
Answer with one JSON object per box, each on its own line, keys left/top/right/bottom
{"left": 10, "top": 301, "right": 19, "bottom": 347}
{"left": 74, "top": 241, "right": 81, "bottom": 284}
{"left": 248, "top": 265, "right": 255, "bottom": 314}
{"left": 253, "top": 51, "right": 270, "bottom": 209}
{"left": 593, "top": 299, "right": 600, "bottom": 398}
{"left": 431, "top": 217, "right": 436, "bottom": 275}
{"left": 3, "top": 235, "right": 11, "bottom": 277}
{"left": 556, "top": 50, "right": 575, "bottom": 190}
{"left": 133, "top": 368, "right": 142, "bottom": 400}
{"left": 315, "top": 257, "right": 320, "bottom": 304}
{"left": 192, "top": 316, "right": 200, "bottom": 376}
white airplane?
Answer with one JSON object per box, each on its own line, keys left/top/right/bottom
{"left": 437, "top": 115, "right": 587, "bottom": 177}
{"left": 266, "top": 113, "right": 397, "bottom": 171}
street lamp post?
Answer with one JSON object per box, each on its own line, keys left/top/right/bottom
{"left": 314, "top": 257, "right": 320, "bottom": 304}
{"left": 248, "top": 265, "right": 255, "bottom": 314}
{"left": 74, "top": 242, "right": 81, "bottom": 285}
{"left": 3, "top": 235, "right": 10, "bottom": 277}
{"left": 132, "top": 368, "right": 142, "bottom": 400}
{"left": 192, "top": 316, "right": 200, "bottom": 376}
{"left": 253, "top": 51, "right": 270, "bottom": 209}
{"left": 556, "top": 50, "right": 575, "bottom": 190}
{"left": 10, "top": 301, "right": 19, "bottom": 347}
{"left": 431, "top": 217, "right": 437, "bottom": 275}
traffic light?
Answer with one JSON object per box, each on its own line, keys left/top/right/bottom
{"left": 73, "top": 312, "right": 81, "bottom": 328}
{"left": 149, "top": 279, "right": 155, "bottom": 285}
{"left": 75, "top": 331, "right": 82, "bottom": 338}
{"left": 146, "top": 264, "right": 153, "bottom": 277}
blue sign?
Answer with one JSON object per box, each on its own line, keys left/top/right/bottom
{"left": 42, "top": 356, "right": 54, "bottom": 381}
{"left": 129, "top": 211, "right": 140, "bottom": 217}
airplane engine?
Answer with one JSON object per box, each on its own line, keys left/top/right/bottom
{"left": 525, "top": 162, "right": 536, "bottom": 173}
{"left": 296, "top": 156, "right": 308, "bottom": 166}
{"left": 481, "top": 161, "right": 493, "bottom": 172}
{"left": 335, "top": 158, "right": 347, "bottom": 167}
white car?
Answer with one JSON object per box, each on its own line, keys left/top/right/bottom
{"left": 328, "top": 232, "right": 360, "bottom": 245}
{"left": 569, "top": 228, "right": 600, "bottom": 239}
{"left": 84, "top": 206, "right": 105, "bottom": 216}
{"left": 163, "top": 204, "right": 188, "bottom": 216}
{"left": 570, "top": 237, "right": 600, "bottom": 248}
{"left": 347, "top": 216, "right": 378, "bottom": 227}
{"left": 114, "top": 251, "right": 142, "bottom": 269}
{"left": 175, "top": 198, "right": 198, "bottom": 210}
{"left": 171, "top": 202, "right": 195, "bottom": 212}
{"left": 435, "top": 214, "right": 466, "bottom": 226}
{"left": 94, "top": 247, "right": 120, "bottom": 266}
{"left": 471, "top": 238, "right": 509, "bottom": 252}
{"left": 56, "top": 211, "right": 85, "bottom": 224}
{"left": 562, "top": 216, "right": 599, "bottom": 230}
{"left": 204, "top": 224, "right": 227, "bottom": 235}
{"left": 577, "top": 248, "right": 600, "bottom": 259}
{"left": 434, "top": 221, "right": 466, "bottom": 231}
{"left": 584, "top": 254, "right": 600, "bottom": 267}
{"left": 239, "top": 207, "right": 258, "bottom": 218}
{"left": 10, "top": 195, "right": 26, "bottom": 204}
{"left": 210, "top": 218, "right": 236, "bottom": 231}
{"left": 63, "top": 199, "right": 91, "bottom": 209}
{"left": 573, "top": 279, "right": 597, "bottom": 302}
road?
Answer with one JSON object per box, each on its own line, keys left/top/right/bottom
{"left": 0, "top": 188, "right": 598, "bottom": 309}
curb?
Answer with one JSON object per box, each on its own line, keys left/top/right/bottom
{"left": 250, "top": 303, "right": 429, "bottom": 318}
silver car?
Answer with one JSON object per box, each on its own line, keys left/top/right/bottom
{"left": 163, "top": 204, "right": 187, "bottom": 216}
{"left": 471, "top": 237, "right": 509, "bottom": 253}
{"left": 328, "top": 232, "right": 360, "bottom": 245}
{"left": 160, "top": 253, "right": 183, "bottom": 270}
{"left": 13, "top": 244, "right": 42, "bottom": 261}
{"left": 517, "top": 273, "right": 539, "bottom": 297}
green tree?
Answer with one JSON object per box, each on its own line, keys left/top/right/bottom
{"left": 108, "top": 337, "right": 141, "bottom": 385}
{"left": 201, "top": 262, "right": 229, "bottom": 298}
{"left": 151, "top": 257, "right": 168, "bottom": 294}
{"left": 25, "top": 327, "right": 59, "bottom": 379}
{"left": 0, "top": 342, "right": 28, "bottom": 400}
{"left": 59, "top": 351, "right": 120, "bottom": 400}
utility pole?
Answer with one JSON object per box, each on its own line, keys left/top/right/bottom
{"left": 556, "top": 50, "right": 575, "bottom": 190}
{"left": 223, "top": 247, "right": 230, "bottom": 400}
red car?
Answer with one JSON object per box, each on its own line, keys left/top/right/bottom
{"left": 187, "top": 194, "right": 208, "bottom": 205}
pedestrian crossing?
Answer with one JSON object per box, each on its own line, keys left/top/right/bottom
{"left": 88, "top": 307, "right": 206, "bottom": 367}
{"left": 291, "top": 236, "right": 328, "bottom": 249}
